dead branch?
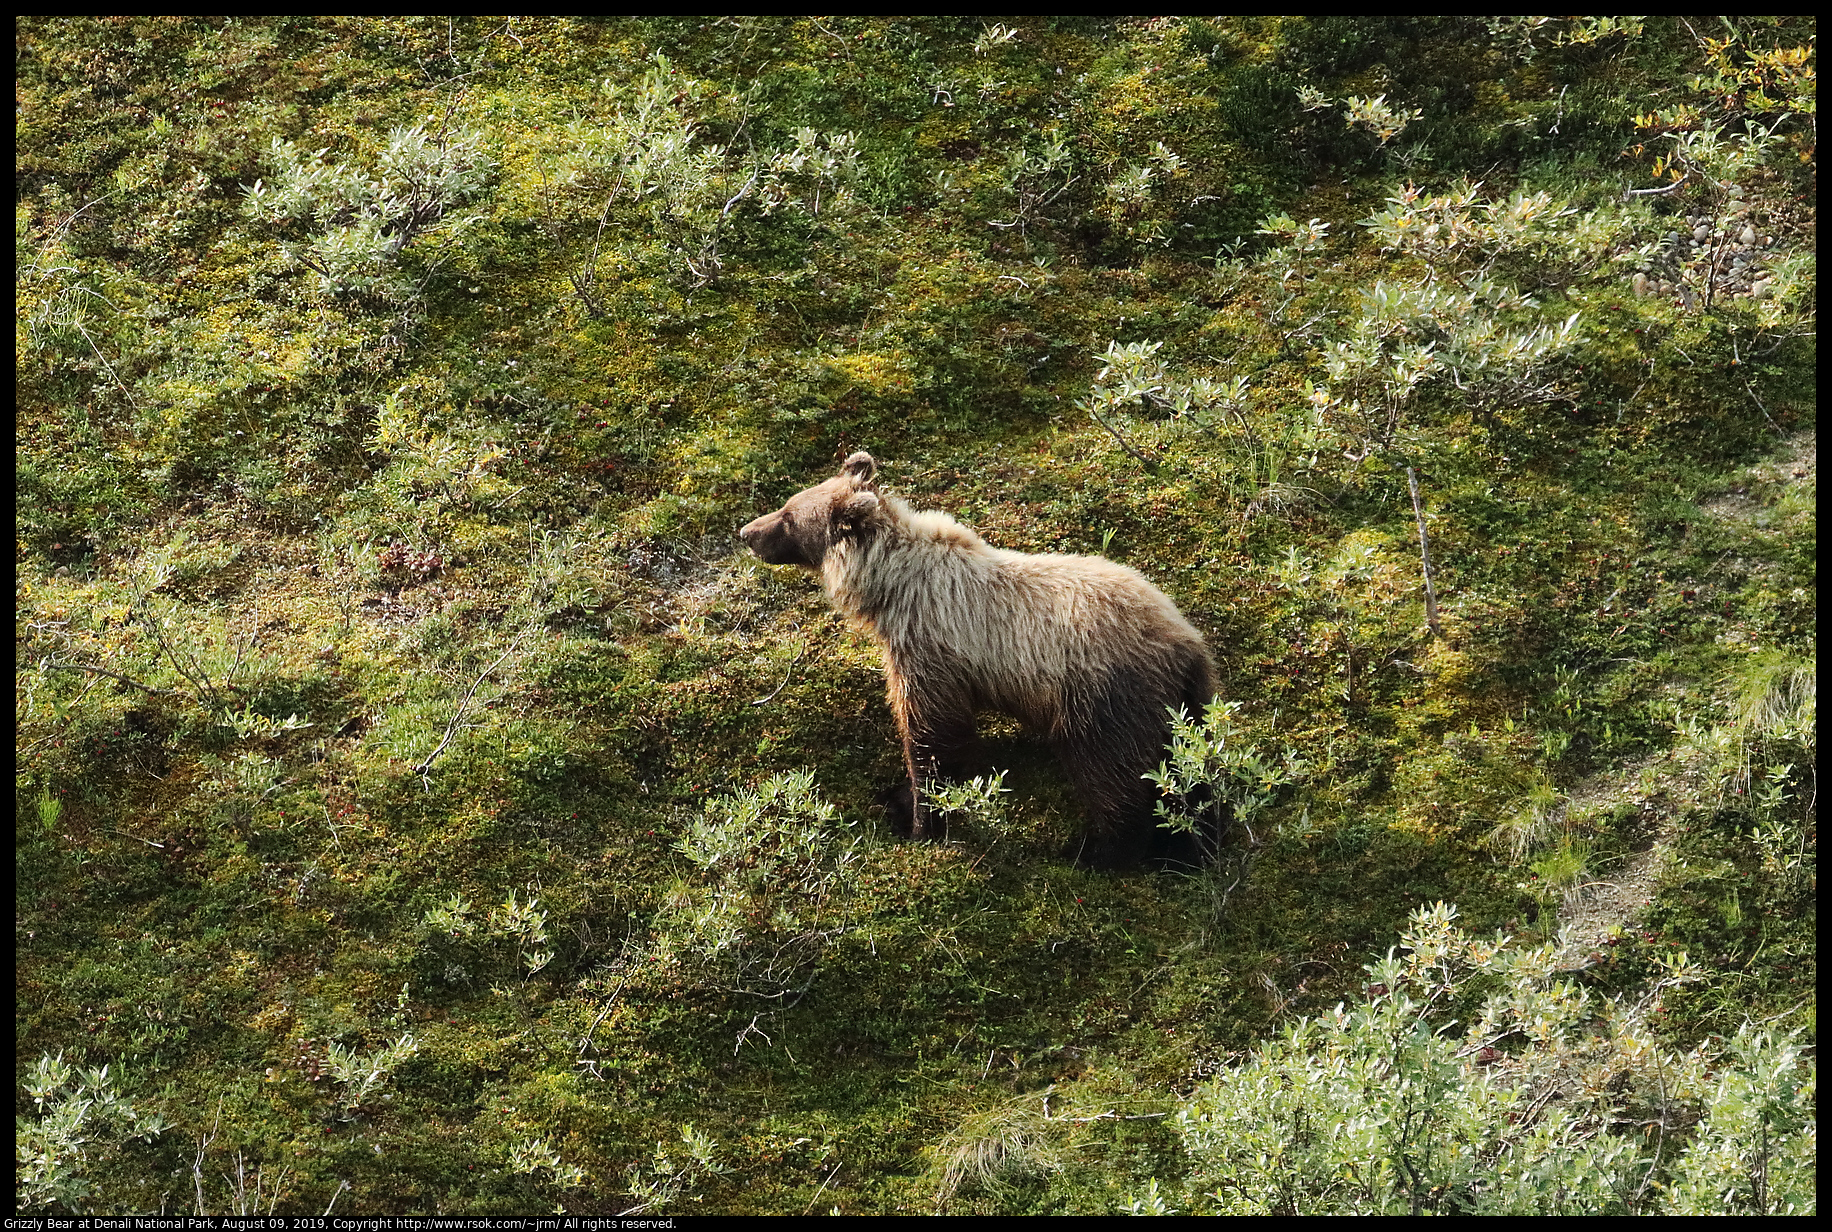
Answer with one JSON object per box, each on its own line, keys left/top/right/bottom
{"left": 1407, "top": 467, "right": 1443, "bottom": 639}
{"left": 415, "top": 626, "right": 533, "bottom": 776}
{"left": 39, "top": 657, "right": 172, "bottom": 695}
{"left": 752, "top": 633, "right": 807, "bottom": 705}
{"left": 1080, "top": 399, "right": 1159, "bottom": 474}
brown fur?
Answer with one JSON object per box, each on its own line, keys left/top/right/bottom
{"left": 741, "top": 451, "right": 1216, "bottom": 868}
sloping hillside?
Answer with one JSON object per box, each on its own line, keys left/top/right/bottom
{"left": 17, "top": 17, "right": 1814, "bottom": 1215}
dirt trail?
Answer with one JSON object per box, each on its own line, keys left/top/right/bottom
{"left": 1553, "top": 429, "right": 1814, "bottom": 967}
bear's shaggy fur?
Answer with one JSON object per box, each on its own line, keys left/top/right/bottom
{"left": 740, "top": 451, "right": 1216, "bottom": 869}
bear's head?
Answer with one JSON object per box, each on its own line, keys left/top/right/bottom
{"left": 739, "top": 451, "right": 884, "bottom": 569}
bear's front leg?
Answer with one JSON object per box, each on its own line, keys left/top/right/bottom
{"left": 891, "top": 680, "right": 977, "bottom": 842}
{"left": 875, "top": 780, "right": 916, "bottom": 838}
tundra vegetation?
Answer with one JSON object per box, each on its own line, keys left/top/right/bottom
{"left": 16, "top": 16, "right": 1815, "bottom": 1215}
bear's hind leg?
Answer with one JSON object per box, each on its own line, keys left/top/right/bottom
{"left": 1052, "top": 671, "right": 1189, "bottom": 869}
{"left": 1053, "top": 732, "right": 1161, "bottom": 870}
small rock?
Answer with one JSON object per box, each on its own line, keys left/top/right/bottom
{"left": 1740, "top": 225, "right": 1757, "bottom": 245}
{"left": 1692, "top": 225, "right": 1710, "bottom": 243}
{"left": 1631, "top": 272, "right": 1651, "bottom": 297}
{"left": 1751, "top": 279, "right": 1774, "bottom": 300}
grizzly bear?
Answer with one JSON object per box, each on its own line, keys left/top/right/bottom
{"left": 740, "top": 451, "right": 1217, "bottom": 869}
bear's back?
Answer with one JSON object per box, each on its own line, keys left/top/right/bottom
{"left": 846, "top": 522, "right": 1202, "bottom": 719}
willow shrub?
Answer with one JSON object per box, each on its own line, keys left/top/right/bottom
{"left": 1127, "top": 903, "right": 1814, "bottom": 1216}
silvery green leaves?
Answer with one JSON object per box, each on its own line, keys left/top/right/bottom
{"left": 1078, "top": 340, "right": 1295, "bottom": 484}
{"left": 1342, "top": 93, "right": 1424, "bottom": 147}
{"left": 421, "top": 890, "right": 554, "bottom": 978}
{"left": 759, "top": 127, "right": 862, "bottom": 220}
{"left": 561, "top": 56, "right": 861, "bottom": 298}
{"left": 1317, "top": 272, "right": 1580, "bottom": 459}
{"left": 1134, "top": 902, "right": 1815, "bottom": 1215}
{"left": 322, "top": 1032, "right": 419, "bottom": 1116}
{"left": 1255, "top": 211, "right": 1331, "bottom": 283}
{"left": 243, "top": 123, "right": 494, "bottom": 305}
{"left": 992, "top": 129, "right": 1075, "bottom": 237}
{"left": 1147, "top": 699, "right": 1306, "bottom": 847}
{"left": 1358, "top": 180, "right": 1579, "bottom": 267}
{"left": 622, "top": 1123, "right": 729, "bottom": 1215}
{"left": 1085, "top": 340, "right": 1251, "bottom": 432}
{"left": 18, "top": 1052, "right": 167, "bottom": 1211}
{"left": 658, "top": 772, "right": 863, "bottom": 1005}
{"left": 1102, "top": 141, "right": 1187, "bottom": 246}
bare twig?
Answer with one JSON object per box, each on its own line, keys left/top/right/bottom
{"left": 1634, "top": 1033, "right": 1673, "bottom": 1210}
{"left": 734, "top": 1013, "right": 774, "bottom": 1053}
{"left": 1730, "top": 334, "right": 1784, "bottom": 433}
{"left": 752, "top": 634, "right": 807, "bottom": 705}
{"left": 719, "top": 166, "right": 761, "bottom": 221}
{"left": 1624, "top": 173, "right": 1693, "bottom": 198}
{"left": 74, "top": 320, "right": 137, "bottom": 406}
{"left": 40, "top": 189, "right": 125, "bottom": 245}
{"left": 805, "top": 1162, "right": 844, "bottom": 1215}
{"left": 415, "top": 627, "right": 533, "bottom": 776}
{"left": 39, "top": 657, "right": 171, "bottom": 695}
{"left": 134, "top": 600, "right": 227, "bottom": 710}
{"left": 808, "top": 17, "right": 854, "bottom": 60}
{"left": 1407, "top": 467, "right": 1443, "bottom": 639}
{"left": 192, "top": 1099, "right": 223, "bottom": 1215}
{"left": 578, "top": 942, "right": 642, "bottom": 1069}
{"left": 99, "top": 827, "right": 166, "bottom": 850}
{"left": 1080, "top": 399, "right": 1158, "bottom": 474}
{"left": 1041, "top": 1093, "right": 1169, "bottom": 1123}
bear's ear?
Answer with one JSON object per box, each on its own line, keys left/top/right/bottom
{"left": 841, "top": 451, "right": 878, "bottom": 485}
{"left": 834, "top": 489, "right": 880, "bottom": 534}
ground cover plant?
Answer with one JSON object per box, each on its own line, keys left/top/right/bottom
{"left": 16, "top": 16, "right": 1814, "bottom": 1215}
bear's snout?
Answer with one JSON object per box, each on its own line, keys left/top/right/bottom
{"left": 738, "top": 515, "right": 770, "bottom": 557}
{"left": 740, "top": 511, "right": 811, "bottom": 567}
